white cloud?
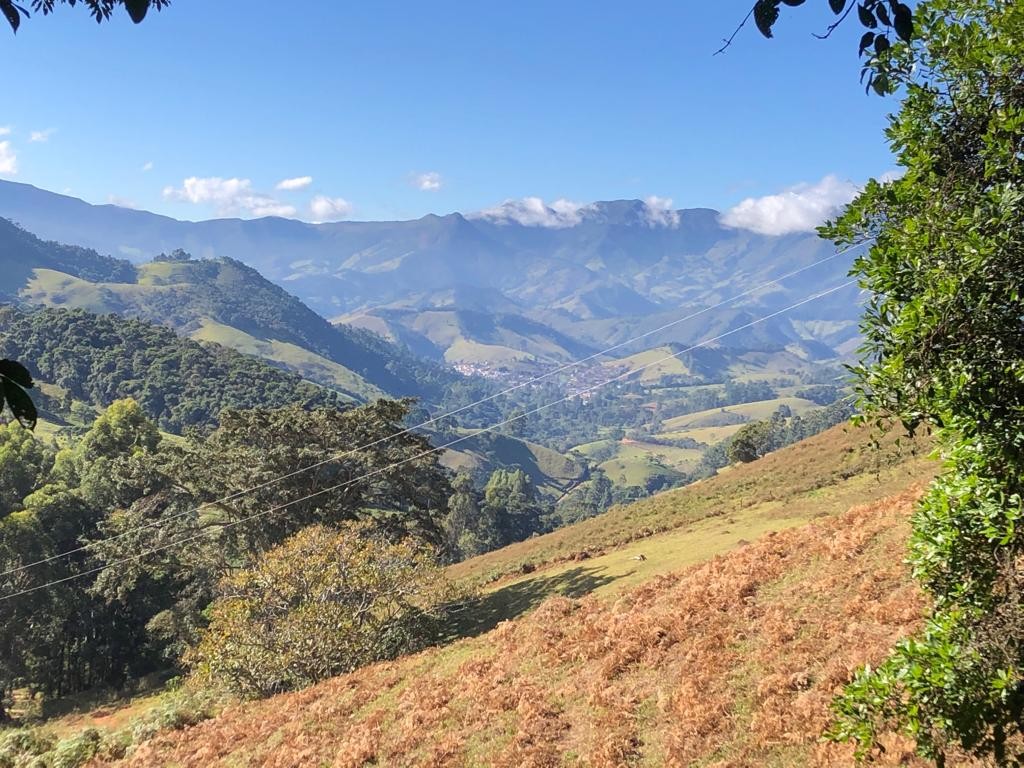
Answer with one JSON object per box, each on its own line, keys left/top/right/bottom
{"left": 141, "top": 161, "right": 154, "bottom": 172}
{"left": 0, "top": 141, "right": 17, "bottom": 176}
{"left": 29, "top": 128, "right": 55, "bottom": 143}
{"left": 163, "top": 176, "right": 297, "bottom": 218}
{"left": 412, "top": 171, "right": 443, "bottom": 192}
{"left": 719, "top": 174, "right": 859, "bottom": 236}
{"left": 276, "top": 175, "right": 313, "bottom": 191}
{"left": 309, "top": 195, "right": 353, "bottom": 222}
{"left": 471, "top": 196, "right": 593, "bottom": 228}
{"left": 0, "top": 126, "right": 11, "bottom": 137}
{"left": 107, "top": 194, "right": 138, "bottom": 209}
{"left": 642, "top": 195, "right": 680, "bottom": 228}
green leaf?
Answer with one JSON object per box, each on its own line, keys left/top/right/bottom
{"left": 780, "top": 0, "right": 806, "bottom": 5}
{"left": 857, "top": 3, "right": 878, "bottom": 28}
{"left": 3, "top": 379, "right": 37, "bottom": 429}
{"left": 874, "top": 34, "right": 891, "bottom": 55}
{"left": 893, "top": 3, "right": 913, "bottom": 41}
{"left": 753, "top": 0, "right": 780, "bottom": 38}
{"left": 123, "top": 0, "right": 149, "bottom": 24}
{"left": 875, "top": 3, "right": 890, "bottom": 26}
{"left": 829, "top": 0, "right": 846, "bottom": 12}
{"left": 0, "top": 359, "right": 33, "bottom": 388}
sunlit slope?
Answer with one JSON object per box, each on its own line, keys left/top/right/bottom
{"left": 189, "top": 319, "right": 379, "bottom": 402}
{"left": 450, "top": 422, "right": 934, "bottom": 588}
{"left": 440, "top": 430, "right": 587, "bottom": 498}
{"left": 22, "top": 268, "right": 384, "bottom": 401}
{"left": 111, "top": 481, "right": 942, "bottom": 767}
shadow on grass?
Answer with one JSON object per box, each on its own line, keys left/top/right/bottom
{"left": 440, "top": 565, "right": 630, "bottom": 642}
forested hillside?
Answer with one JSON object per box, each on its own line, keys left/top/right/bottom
{"left": 0, "top": 219, "right": 456, "bottom": 402}
{"left": 0, "top": 307, "right": 346, "bottom": 433}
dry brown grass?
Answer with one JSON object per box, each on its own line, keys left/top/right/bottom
{"left": 99, "top": 484, "right": 960, "bottom": 768}
{"left": 448, "top": 422, "right": 933, "bottom": 589}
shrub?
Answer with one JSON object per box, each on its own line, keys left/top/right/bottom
{"left": 0, "top": 728, "right": 55, "bottom": 768}
{"left": 188, "top": 522, "right": 458, "bottom": 697}
{"left": 50, "top": 728, "right": 101, "bottom": 768}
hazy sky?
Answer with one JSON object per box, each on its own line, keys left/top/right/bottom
{"left": 0, "top": 0, "right": 896, "bottom": 226}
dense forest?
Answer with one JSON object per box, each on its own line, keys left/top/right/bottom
{"left": 0, "top": 307, "right": 346, "bottom": 433}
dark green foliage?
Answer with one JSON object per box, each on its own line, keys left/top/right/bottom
{"left": 728, "top": 420, "right": 776, "bottom": 463}
{"left": 442, "top": 473, "right": 500, "bottom": 561}
{"left": 794, "top": 384, "right": 842, "bottom": 405}
{"left": 0, "top": 219, "right": 134, "bottom": 295}
{"left": 0, "top": 307, "right": 344, "bottom": 433}
{"left": 483, "top": 468, "right": 545, "bottom": 548}
{"left": 0, "top": 396, "right": 454, "bottom": 708}
{"left": 552, "top": 469, "right": 614, "bottom": 527}
{"left": 818, "top": 2, "right": 1024, "bottom": 762}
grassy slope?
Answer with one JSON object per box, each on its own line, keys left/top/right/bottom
{"left": 189, "top": 319, "right": 376, "bottom": 402}
{"left": 105, "top": 425, "right": 945, "bottom": 768}
{"left": 574, "top": 398, "right": 824, "bottom": 487}
{"left": 439, "top": 431, "right": 586, "bottom": 498}
{"left": 661, "top": 396, "right": 819, "bottom": 432}
{"left": 449, "top": 423, "right": 933, "bottom": 589}
{"left": 23, "top": 268, "right": 382, "bottom": 401}
{"left": 603, "top": 346, "right": 690, "bottom": 381}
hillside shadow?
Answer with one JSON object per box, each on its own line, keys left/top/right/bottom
{"left": 441, "top": 565, "right": 629, "bottom": 642}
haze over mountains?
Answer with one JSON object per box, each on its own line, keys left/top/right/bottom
{"left": 0, "top": 180, "right": 862, "bottom": 367}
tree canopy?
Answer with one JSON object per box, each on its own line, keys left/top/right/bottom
{"left": 782, "top": 1, "right": 1024, "bottom": 763}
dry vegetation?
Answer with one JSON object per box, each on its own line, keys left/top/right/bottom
{"left": 449, "top": 423, "right": 934, "bottom": 588}
{"left": 100, "top": 485, "right": 960, "bottom": 767}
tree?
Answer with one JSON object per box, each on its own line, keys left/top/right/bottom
{"left": 442, "top": 473, "right": 499, "bottom": 561}
{"left": 789, "top": 2, "right": 1024, "bottom": 763}
{"left": 0, "top": 420, "right": 53, "bottom": 513}
{"left": 483, "top": 467, "right": 544, "bottom": 546}
{"left": 1, "top": 0, "right": 169, "bottom": 33}
{"left": 187, "top": 522, "right": 456, "bottom": 698}
{"left": 727, "top": 420, "right": 775, "bottom": 463}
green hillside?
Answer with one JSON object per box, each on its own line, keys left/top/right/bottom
{"left": 0, "top": 307, "right": 347, "bottom": 433}
{"left": 1, "top": 219, "right": 455, "bottom": 402}
{"left": 449, "top": 422, "right": 933, "bottom": 588}
{"left": 344, "top": 306, "right": 596, "bottom": 366}
{"left": 440, "top": 429, "right": 586, "bottom": 498}
{"left": 190, "top": 319, "right": 385, "bottom": 401}
{"left": 660, "top": 396, "right": 819, "bottom": 431}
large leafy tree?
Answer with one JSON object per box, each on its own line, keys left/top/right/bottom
{"left": 752, "top": 0, "right": 1024, "bottom": 763}
{"left": 726, "top": 0, "right": 1024, "bottom": 762}
{"left": 188, "top": 522, "right": 456, "bottom": 698}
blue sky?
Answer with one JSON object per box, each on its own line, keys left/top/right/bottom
{"left": 0, "top": 0, "right": 896, "bottom": 225}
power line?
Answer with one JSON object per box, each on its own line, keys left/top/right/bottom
{"left": 0, "top": 247, "right": 860, "bottom": 579}
{"left": 0, "top": 278, "right": 857, "bottom": 602}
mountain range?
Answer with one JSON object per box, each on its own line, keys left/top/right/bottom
{"left": 0, "top": 181, "right": 863, "bottom": 368}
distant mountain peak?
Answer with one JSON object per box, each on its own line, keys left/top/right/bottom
{"left": 467, "top": 196, "right": 690, "bottom": 230}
